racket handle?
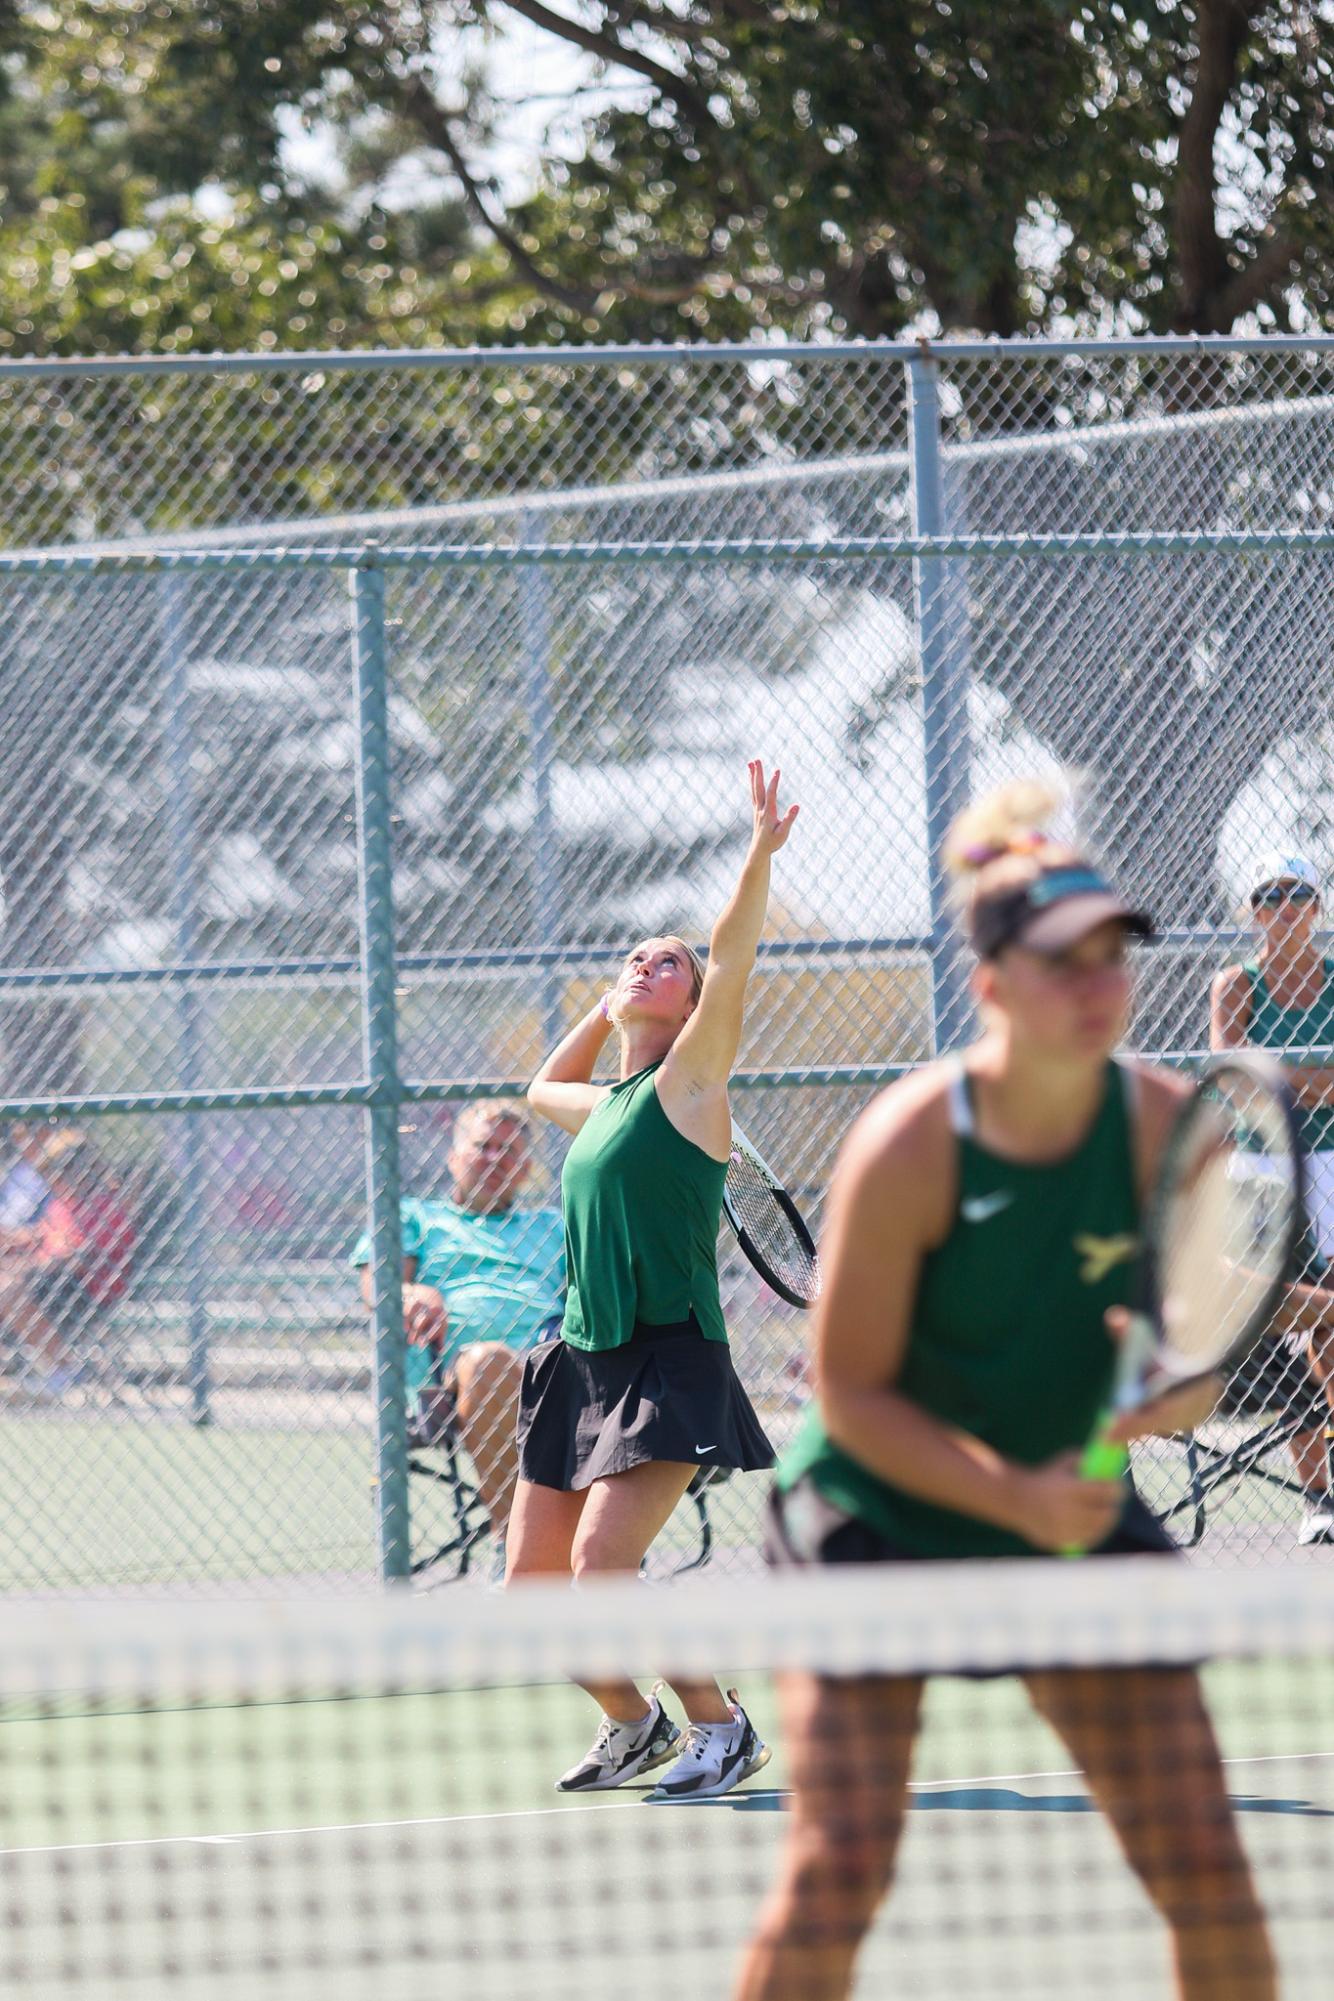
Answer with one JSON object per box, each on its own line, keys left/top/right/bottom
{"left": 1060, "top": 1417, "right": 1130, "bottom": 1556}
{"left": 1078, "top": 1432, "right": 1129, "bottom": 1482}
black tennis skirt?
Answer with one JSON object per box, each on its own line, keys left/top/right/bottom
{"left": 516, "top": 1315, "right": 775, "bottom": 1491}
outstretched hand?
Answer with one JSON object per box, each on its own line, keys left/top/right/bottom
{"left": 749, "top": 760, "right": 799, "bottom": 855}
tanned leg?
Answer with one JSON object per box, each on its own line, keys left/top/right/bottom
{"left": 1025, "top": 1665, "right": 1276, "bottom": 2001}
{"left": 735, "top": 1671, "right": 923, "bottom": 2001}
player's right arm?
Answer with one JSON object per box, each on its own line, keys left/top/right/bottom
{"left": 1210, "top": 962, "right": 1251, "bottom": 1054}
{"left": 815, "top": 1072, "right": 1125, "bottom": 1555}
{"left": 527, "top": 999, "right": 616, "bottom": 1135}
{"left": 1212, "top": 961, "right": 1334, "bottom": 1105}
{"left": 1209, "top": 972, "right": 1334, "bottom": 1366}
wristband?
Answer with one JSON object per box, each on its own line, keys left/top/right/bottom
{"left": 599, "top": 992, "right": 614, "bottom": 1022}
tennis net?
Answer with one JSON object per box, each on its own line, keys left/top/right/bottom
{"left": 2, "top": 1560, "right": 1332, "bottom": 1999}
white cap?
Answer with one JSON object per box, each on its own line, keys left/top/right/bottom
{"left": 1248, "top": 851, "right": 1322, "bottom": 900}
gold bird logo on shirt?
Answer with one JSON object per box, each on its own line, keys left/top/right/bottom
{"left": 1073, "top": 1233, "right": 1139, "bottom": 1285}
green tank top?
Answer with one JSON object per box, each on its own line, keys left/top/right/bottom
{"left": 559, "top": 1062, "right": 730, "bottom": 1353}
{"left": 777, "top": 1060, "right": 1141, "bottom": 1557}
{"left": 1242, "top": 957, "right": 1334, "bottom": 1153}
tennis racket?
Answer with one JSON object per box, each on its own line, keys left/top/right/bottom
{"left": 723, "top": 1125, "right": 821, "bottom": 1310}
{"left": 1080, "top": 1052, "right": 1304, "bottom": 1487}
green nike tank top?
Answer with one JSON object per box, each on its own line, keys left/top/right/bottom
{"left": 559, "top": 1062, "right": 730, "bottom": 1352}
{"left": 777, "top": 1060, "right": 1140, "bottom": 1558}
{"left": 1242, "top": 957, "right": 1334, "bottom": 1153}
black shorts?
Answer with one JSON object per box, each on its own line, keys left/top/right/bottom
{"left": 28, "top": 1266, "right": 99, "bottom": 1333}
{"left": 765, "top": 1472, "right": 1177, "bottom": 1568}
{"left": 765, "top": 1475, "right": 1180, "bottom": 1680}
{"left": 516, "top": 1315, "right": 774, "bottom": 1491}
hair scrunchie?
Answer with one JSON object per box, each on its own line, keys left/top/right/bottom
{"left": 960, "top": 828, "right": 1052, "bottom": 867}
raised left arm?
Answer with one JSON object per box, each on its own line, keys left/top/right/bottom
{"left": 660, "top": 761, "right": 798, "bottom": 1111}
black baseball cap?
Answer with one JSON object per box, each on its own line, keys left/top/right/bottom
{"left": 970, "top": 865, "right": 1156, "bottom": 960}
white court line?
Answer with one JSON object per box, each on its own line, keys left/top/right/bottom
{"left": 910, "top": 1748, "right": 1334, "bottom": 1790}
{"left": 7, "top": 1747, "right": 1333, "bottom": 1861}
{"left": 6, "top": 1800, "right": 639, "bottom": 1858}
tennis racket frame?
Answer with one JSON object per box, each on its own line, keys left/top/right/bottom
{"left": 723, "top": 1124, "right": 820, "bottom": 1310}
{"left": 1082, "top": 1050, "right": 1305, "bottom": 1481}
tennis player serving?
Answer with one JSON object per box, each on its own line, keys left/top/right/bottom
{"left": 738, "top": 779, "right": 1275, "bottom": 2000}
{"left": 510, "top": 759, "right": 796, "bottom": 1802}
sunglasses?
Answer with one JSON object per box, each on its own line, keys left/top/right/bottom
{"left": 1251, "top": 883, "right": 1319, "bottom": 910}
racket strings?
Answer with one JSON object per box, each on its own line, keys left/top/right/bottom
{"left": 725, "top": 1153, "right": 819, "bottom": 1302}
{"left": 1157, "top": 1075, "right": 1299, "bottom": 1375}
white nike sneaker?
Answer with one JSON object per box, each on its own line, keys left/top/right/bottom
{"left": 555, "top": 1684, "right": 681, "bottom": 1793}
{"left": 1297, "top": 1497, "right": 1334, "bottom": 1547}
{"left": 645, "top": 1690, "right": 771, "bottom": 1803}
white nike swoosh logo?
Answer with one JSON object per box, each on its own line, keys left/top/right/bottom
{"left": 694, "top": 1444, "right": 713, "bottom": 1455}
{"left": 961, "top": 1191, "right": 1014, "bottom": 1223}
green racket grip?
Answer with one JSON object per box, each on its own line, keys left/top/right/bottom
{"left": 1078, "top": 1432, "right": 1130, "bottom": 1482}
{"left": 1061, "top": 1415, "right": 1130, "bottom": 1555}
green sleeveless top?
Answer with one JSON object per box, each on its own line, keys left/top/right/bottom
{"left": 777, "top": 1060, "right": 1141, "bottom": 1558}
{"left": 559, "top": 1062, "right": 730, "bottom": 1353}
{"left": 1242, "top": 957, "right": 1334, "bottom": 1153}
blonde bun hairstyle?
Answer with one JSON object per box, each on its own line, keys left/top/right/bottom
{"left": 946, "top": 779, "right": 1085, "bottom": 944}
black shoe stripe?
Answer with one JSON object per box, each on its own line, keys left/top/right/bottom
{"left": 657, "top": 1732, "right": 754, "bottom": 1797}
{"left": 716, "top": 1741, "right": 748, "bottom": 1783}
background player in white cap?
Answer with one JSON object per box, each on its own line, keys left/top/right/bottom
{"left": 1211, "top": 852, "right": 1334, "bottom": 1546}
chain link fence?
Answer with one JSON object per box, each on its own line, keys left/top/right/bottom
{"left": 1, "top": 337, "right": 1333, "bottom": 1592}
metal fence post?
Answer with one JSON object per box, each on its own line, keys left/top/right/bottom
{"left": 907, "top": 350, "right": 974, "bottom": 1053}
{"left": 521, "top": 511, "right": 565, "bottom": 1054}
{"left": 158, "top": 574, "right": 211, "bottom": 1425}
{"left": 350, "top": 550, "right": 409, "bottom": 1583}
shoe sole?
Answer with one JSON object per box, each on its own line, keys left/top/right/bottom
{"left": 645, "top": 1740, "right": 772, "bottom": 1804}
{"left": 554, "top": 1729, "right": 681, "bottom": 1794}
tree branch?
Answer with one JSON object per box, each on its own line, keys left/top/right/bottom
{"left": 397, "top": 74, "right": 599, "bottom": 312}
{"left": 1172, "top": 0, "right": 1256, "bottom": 329}
{"left": 493, "top": 0, "right": 719, "bottom": 134}
{"left": 397, "top": 71, "right": 734, "bottom": 314}
{"left": 597, "top": 2, "right": 758, "bottom": 46}
{"left": 493, "top": 0, "right": 764, "bottom": 220}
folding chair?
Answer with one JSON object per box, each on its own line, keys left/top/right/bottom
{"left": 1146, "top": 1339, "right": 1330, "bottom": 1548}
{"left": 406, "top": 1386, "right": 495, "bottom": 1582}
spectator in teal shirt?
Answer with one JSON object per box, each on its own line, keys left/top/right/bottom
{"left": 351, "top": 1100, "right": 564, "bottom": 1540}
